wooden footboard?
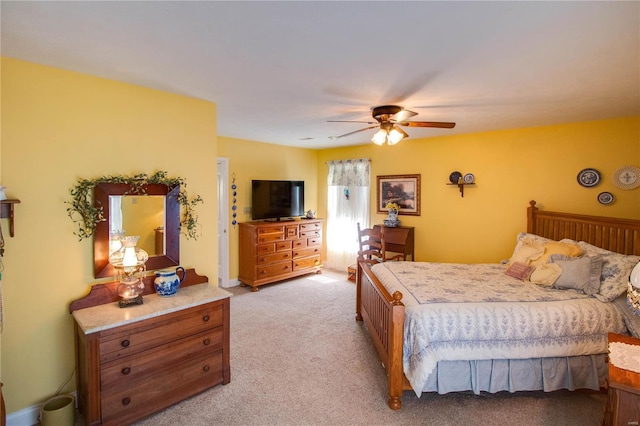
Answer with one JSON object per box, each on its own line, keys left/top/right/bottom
{"left": 356, "top": 261, "right": 408, "bottom": 410}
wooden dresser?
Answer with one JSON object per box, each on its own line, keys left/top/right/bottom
{"left": 603, "top": 333, "right": 640, "bottom": 426}
{"left": 238, "top": 219, "right": 323, "bottom": 291}
{"left": 70, "top": 270, "right": 231, "bottom": 426}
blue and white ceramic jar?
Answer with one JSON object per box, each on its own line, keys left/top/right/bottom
{"left": 153, "top": 266, "right": 186, "bottom": 297}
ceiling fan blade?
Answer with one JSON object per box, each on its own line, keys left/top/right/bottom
{"left": 392, "top": 125, "right": 409, "bottom": 138}
{"left": 329, "top": 126, "right": 378, "bottom": 140}
{"left": 399, "top": 121, "right": 456, "bottom": 129}
{"left": 327, "top": 120, "right": 377, "bottom": 124}
{"left": 391, "top": 109, "right": 418, "bottom": 123}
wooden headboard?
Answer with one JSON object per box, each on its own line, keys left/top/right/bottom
{"left": 527, "top": 200, "right": 640, "bottom": 256}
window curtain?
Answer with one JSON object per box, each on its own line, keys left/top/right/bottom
{"left": 326, "top": 158, "right": 370, "bottom": 271}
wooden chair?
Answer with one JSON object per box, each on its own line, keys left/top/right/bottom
{"left": 357, "top": 223, "right": 385, "bottom": 264}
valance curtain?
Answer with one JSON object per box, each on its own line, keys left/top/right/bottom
{"left": 326, "top": 158, "right": 370, "bottom": 271}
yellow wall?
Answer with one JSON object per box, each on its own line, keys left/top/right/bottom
{"left": 317, "top": 117, "right": 640, "bottom": 263}
{"left": 0, "top": 58, "right": 218, "bottom": 413}
{"left": 217, "top": 136, "right": 318, "bottom": 279}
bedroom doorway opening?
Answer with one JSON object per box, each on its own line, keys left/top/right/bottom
{"left": 217, "top": 157, "right": 230, "bottom": 287}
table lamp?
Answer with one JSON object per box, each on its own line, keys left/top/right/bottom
{"left": 109, "top": 235, "right": 148, "bottom": 308}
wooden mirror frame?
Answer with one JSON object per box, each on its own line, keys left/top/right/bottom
{"left": 93, "top": 183, "right": 180, "bottom": 278}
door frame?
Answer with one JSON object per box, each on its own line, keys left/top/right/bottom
{"left": 217, "top": 157, "right": 230, "bottom": 288}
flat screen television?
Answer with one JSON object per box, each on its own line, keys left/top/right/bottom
{"left": 252, "top": 180, "right": 305, "bottom": 221}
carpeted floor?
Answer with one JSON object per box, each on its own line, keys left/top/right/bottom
{"left": 133, "top": 269, "right": 607, "bottom": 426}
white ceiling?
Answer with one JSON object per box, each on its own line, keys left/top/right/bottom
{"left": 2, "top": 1, "right": 639, "bottom": 149}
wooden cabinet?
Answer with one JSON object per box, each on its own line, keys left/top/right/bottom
{"left": 239, "top": 219, "right": 323, "bottom": 291}
{"left": 603, "top": 333, "right": 640, "bottom": 426}
{"left": 71, "top": 282, "right": 231, "bottom": 426}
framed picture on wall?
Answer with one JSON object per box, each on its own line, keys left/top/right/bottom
{"left": 376, "top": 174, "right": 421, "bottom": 215}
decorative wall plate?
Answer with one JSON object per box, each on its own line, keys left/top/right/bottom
{"left": 449, "top": 171, "right": 462, "bottom": 184}
{"left": 612, "top": 166, "right": 640, "bottom": 190}
{"left": 577, "top": 168, "right": 601, "bottom": 187}
{"left": 463, "top": 173, "right": 475, "bottom": 184}
{"left": 597, "top": 191, "right": 615, "bottom": 205}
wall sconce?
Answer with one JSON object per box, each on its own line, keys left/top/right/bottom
{"left": 628, "top": 262, "right": 640, "bottom": 315}
{"left": 371, "top": 123, "right": 408, "bottom": 146}
{"left": 109, "top": 235, "right": 148, "bottom": 308}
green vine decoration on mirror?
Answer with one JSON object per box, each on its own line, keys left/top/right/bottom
{"left": 66, "top": 171, "right": 203, "bottom": 241}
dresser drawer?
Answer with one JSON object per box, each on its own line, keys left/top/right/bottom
{"left": 257, "top": 225, "right": 284, "bottom": 234}
{"left": 276, "top": 241, "right": 292, "bottom": 251}
{"left": 99, "top": 304, "right": 223, "bottom": 363}
{"left": 257, "top": 243, "right": 276, "bottom": 255}
{"left": 258, "top": 262, "right": 293, "bottom": 277}
{"left": 293, "top": 246, "right": 321, "bottom": 259}
{"left": 292, "top": 239, "right": 307, "bottom": 248}
{"left": 257, "top": 251, "right": 292, "bottom": 265}
{"left": 286, "top": 225, "right": 299, "bottom": 239}
{"left": 293, "top": 255, "right": 321, "bottom": 270}
{"left": 307, "top": 237, "right": 321, "bottom": 247}
{"left": 300, "top": 230, "right": 320, "bottom": 238}
{"left": 257, "top": 232, "right": 285, "bottom": 243}
{"left": 101, "top": 351, "right": 223, "bottom": 426}
{"left": 300, "top": 222, "right": 321, "bottom": 232}
{"left": 101, "top": 327, "right": 222, "bottom": 390}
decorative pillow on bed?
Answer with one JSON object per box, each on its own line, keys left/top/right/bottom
{"left": 505, "top": 262, "right": 536, "bottom": 280}
{"left": 532, "top": 241, "right": 583, "bottom": 265}
{"left": 510, "top": 232, "right": 551, "bottom": 257}
{"left": 577, "top": 241, "right": 640, "bottom": 302}
{"left": 612, "top": 294, "right": 640, "bottom": 338}
{"left": 528, "top": 263, "right": 562, "bottom": 286}
{"left": 507, "top": 236, "right": 545, "bottom": 266}
{"left": 549, "top": 254, "right": 602, "bottom": 295}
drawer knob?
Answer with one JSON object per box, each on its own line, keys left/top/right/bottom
{"left": 121, "top": 339, "right": 130, "bottom": 348}
{"left": 203, "top": 365, "right": 210, "bottom": 372}
{"left": 203, "top": 315, "right": 210, "bottom": 322}
{"left": 121, "top": 367, "right": 131, "bottom": 375}
{"left": 122, "top": 397, "right": 131, "bottom": 406}
{"left": 203, "top": 338, "right": 211, "bottom": 346}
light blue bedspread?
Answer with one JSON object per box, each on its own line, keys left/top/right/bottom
{"left": 370, "top": 261, "right": 628, "bottom": 397}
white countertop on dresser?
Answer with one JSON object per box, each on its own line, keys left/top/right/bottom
{"left": 72, "top": 283, "right": 232, "bottom": 334}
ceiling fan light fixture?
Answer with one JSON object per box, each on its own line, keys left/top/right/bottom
{"left": 371, "top": 129, "right": 387, "bottom": 145}
{"left": 387, "top": 127, "right": 406, "bottom": 145}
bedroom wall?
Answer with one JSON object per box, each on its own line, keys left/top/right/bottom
{"left": 217, "top": 136, "right": 319, "bottom": 280}
{"left": 0, "top": 58, "right": 218, "bottom": 414}
{"left": 316, "top": 116, "right": 640, "bottom": 264}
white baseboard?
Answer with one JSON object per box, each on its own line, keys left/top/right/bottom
{"left": 224, "top": 278, "right": 241, "bottom": 288}
{"left": 7, "top": 392, "right": 77, "bottom": 426}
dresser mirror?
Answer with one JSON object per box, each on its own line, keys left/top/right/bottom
{"left": 94, "top": 183, "right": 180, "bottom": 278}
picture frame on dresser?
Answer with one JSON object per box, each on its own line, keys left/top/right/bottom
{"left": 376, "top": 174, "right": 421, "bottom": 215}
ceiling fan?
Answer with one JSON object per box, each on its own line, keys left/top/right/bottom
{"left": 328, "top": 105, "right": 455, "bottom": 145}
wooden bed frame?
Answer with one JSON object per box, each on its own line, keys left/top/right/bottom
{"left": 356, "top": 200, "right": 640, "bottom": 410}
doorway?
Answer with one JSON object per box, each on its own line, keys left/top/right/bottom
{"left": 217, "top": 158, "right": 230, "bottom": 287}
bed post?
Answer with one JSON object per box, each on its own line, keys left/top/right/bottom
{"left": 355, "top": 262, "right": 363, "bottom": 321}
{"left": 527, "top": 200, "right": 538, "bottom": 234}
{"left": 387, "top": 291, "right": 405, "bottom": 410}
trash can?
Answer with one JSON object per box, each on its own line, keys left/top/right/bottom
{"left": 40, "top": 394, "right": 74, "bottom": 426}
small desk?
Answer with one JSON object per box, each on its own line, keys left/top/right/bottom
{"left": 373, "top": 225, "right": 415, "bottom": 261}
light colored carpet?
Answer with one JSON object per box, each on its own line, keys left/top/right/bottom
{"left": 133, "top": 269, "right": 607, "bottom": 426}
